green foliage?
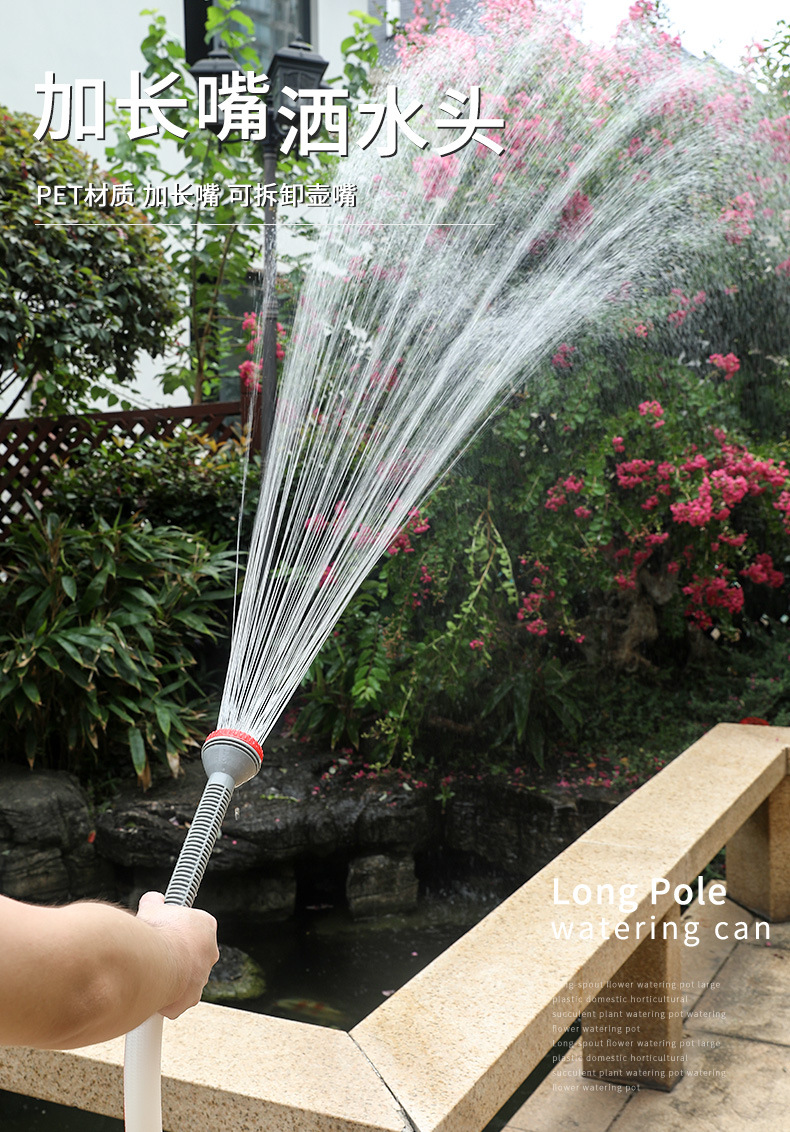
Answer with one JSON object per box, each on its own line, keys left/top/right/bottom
{"left": 48, "top": 426, "right": 261, "bottom": 545}
{"left": 0, "top": 107, "right": 179, "bottom": 418}
{"left": 105, "top": 10, "right": 262, "bottom": 404}
{"left": 297, "top": 487, "right": 581, "bottom": 769}
{"left": 0, "top": 511, "right": 236, "bottom": 785}
{"left": 338, "top": 11, "right": 382, "bottom": 103}
{"left": 105, "top": 4, "right": 357, "bottom": 404}
{"left": 751, "top": 19, "right": 790, "bottom": 98}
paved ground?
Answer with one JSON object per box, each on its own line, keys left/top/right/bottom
{"left": 504, "top": 895, "right": 790, "bottom": 1132}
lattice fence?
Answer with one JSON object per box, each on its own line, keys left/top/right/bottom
{"left": 0, "top": 401, "right": 242, "bottom": 539}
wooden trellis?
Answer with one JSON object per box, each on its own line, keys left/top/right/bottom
{"left": 0, "top": 402, "right": 242, "bottom": 539}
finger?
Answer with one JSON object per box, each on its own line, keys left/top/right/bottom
{"left": 137, "top": 891, "right": 165, "bottom": 911}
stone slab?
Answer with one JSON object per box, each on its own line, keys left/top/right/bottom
{"left": 0, "top": 1004, "right": 412, "bottom": 1132}
{"left": 582, "top": 909, "right": 683, "bottom": 1090}
{"left": 351, "top": 838, "right": 702, "bottom": 1132}
{"left": 685, "top": 943, "right": 790, "bottom": 1047}
{"left": 743, "top": 918, "right": 790, "bottom": 950}
{"left": 604, "top": 1031, "right": 790, "bottom": 1131}
{"left": 579, "top": 725, "right": 790, "bottom": 868}
{"left": 727, "top": 775, "right": 790, "bottom": 921}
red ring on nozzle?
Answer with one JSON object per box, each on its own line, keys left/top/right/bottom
{"left": 204, "top": 728, "right": 264, "bottom": 762}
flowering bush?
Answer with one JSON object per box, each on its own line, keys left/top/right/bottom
{"left": 521, "top": 356, "right": 789, "bottom": 656}
{"left": 296, "top": 0, "right": 790, "bottom": 771}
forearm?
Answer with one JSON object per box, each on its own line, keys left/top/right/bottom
{"left": 0, "top": 897, "right": 184, "bottom": 1049}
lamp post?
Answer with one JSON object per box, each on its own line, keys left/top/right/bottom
{"left": 257, "top": 40, "right": 329, "bottom": 456}
{"left": 187, "top": 30, "right": 329, "bottom": 454}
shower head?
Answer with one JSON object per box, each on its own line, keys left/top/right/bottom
{"left": 201, "top": 727, "right": 264, "bottom": 787}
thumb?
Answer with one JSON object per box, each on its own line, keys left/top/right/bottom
{"left": 137, "top": 891, "right": 165, "bottom": 912}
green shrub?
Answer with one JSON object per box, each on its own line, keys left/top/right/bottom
{"left": 48, "top": 428, "right": 261, "bottom": 545}
{"left": 0, "top": 511, "right": 235, "bottom": 786}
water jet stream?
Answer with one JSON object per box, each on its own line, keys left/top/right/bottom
{"left": 122, "top": 15, "right": 756, "bottom": 1128}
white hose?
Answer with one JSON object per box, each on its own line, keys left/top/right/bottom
{"left": 124, "top": 1015, "right": 164, "bottom": 1132}
{"left": 122, "top": 757, "right": 252, "bottom": 1132}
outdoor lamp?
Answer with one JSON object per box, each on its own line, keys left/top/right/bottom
{"left": 266, "top": 39, "right": 330, "bottom": 132}
{"left": 188, "top": 37, "right": 244, "bottom": 137}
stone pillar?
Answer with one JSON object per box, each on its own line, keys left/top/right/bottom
{"left": 582, "top": 907, "right": 683, "bottom": 1091}
{"left": 727, "top": 776, "right": 790, "bottom": 922}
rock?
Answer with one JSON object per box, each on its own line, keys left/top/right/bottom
{"left": 0, "top": 766, "right": 106, "bottom": 903}
{"left": 95, "top": 751, "right": 434, "bottom": 876}
{"left": 445, "top": 779, "right": 617, "bottom": 879}
{"left": 346, "top": 853, "right": 419, "bottom": 919}
{"left": 130, "top": 866, "right": 296, "bottom": 919}
{"left": 0, "top": 846, "right": 69, "bottom": 903}
{"left": 202, "top": 945, "right": 266, "bottom": 1004}
{"left": 89, "top": 737, "right": 619, "bottom": 913}
{"left": 0, "top": 765, "right": 90, "bottom": 852}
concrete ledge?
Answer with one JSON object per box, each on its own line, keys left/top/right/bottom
{"left": 1, "top": 724, "right": 789, "bottom": 1132}
{"left": 0, "top": 1005, "right": 413, "bottom": 1132}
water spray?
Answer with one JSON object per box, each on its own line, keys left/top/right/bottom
{"left": 123, "top": 728, "right": 263, "bottom": 1132}
{"left": 117, "top": 6, "right": 779, "bottom": 1126}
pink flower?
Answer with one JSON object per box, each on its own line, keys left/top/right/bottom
{"left": 414, "top": 153, "right": 460, "bottom": 201}
{"left": 741, "top": 553, "right": 784, "bottom": 588}
{"left": 559, "top": 191, "right": 593, "bottom": 237}
{"left": 615, "top": 572, "right": 636, "bottom": 591}
{"left": 708, "top": 352, "right": 740, "bottom": 380}
{"left": 638, "top": 399, "right": 664, "bottom": 419}
{"left": 552, "top": 343, "right": 577, "bottom": 369}
{"left": 524, "top": 619, "right": 548, "bottom": 636}
{"left": 469, "top": 638, "right": 485, "bottom": 650}
{"left": 720, "top": 192, "right": 756, "bottom": 245}
{"left": 239, "top": 359, "right": 261, "bottom": 392}
{"left": 634, "top": 323, "right": 649, "bottom": 338}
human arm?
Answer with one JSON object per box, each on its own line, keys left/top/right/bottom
{"left": 0, "top": 891, "right": 218, "bottom": 1050}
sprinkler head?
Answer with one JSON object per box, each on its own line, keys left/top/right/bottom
{"left": 201, "top": 728, "right": 264, "bottom": 787}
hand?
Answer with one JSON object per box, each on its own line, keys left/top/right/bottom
{"left": 135, "top": 891, "right": 219, "bottom": 1019}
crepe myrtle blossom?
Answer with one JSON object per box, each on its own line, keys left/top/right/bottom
{"left": 638, "top": 400, "right": 664, "bottom": 428}
{"left": 551, "top": 343, "right": 577, "bottom": 369}
{"left": 238, "top": 359, "right": 261, "bottom": 392}
{"left": 707, "top": 352, "right": 740, "bottom": 380}
{"left": 740, "top": 553, "right": 784, "bottom": 588}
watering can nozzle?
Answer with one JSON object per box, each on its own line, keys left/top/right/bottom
{"left": 201, "top": 728, "right": 264, "bottom": 787}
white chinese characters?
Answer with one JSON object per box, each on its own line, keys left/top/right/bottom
{"left": 34, "top": 73, "right": 505, "bottom": 156}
